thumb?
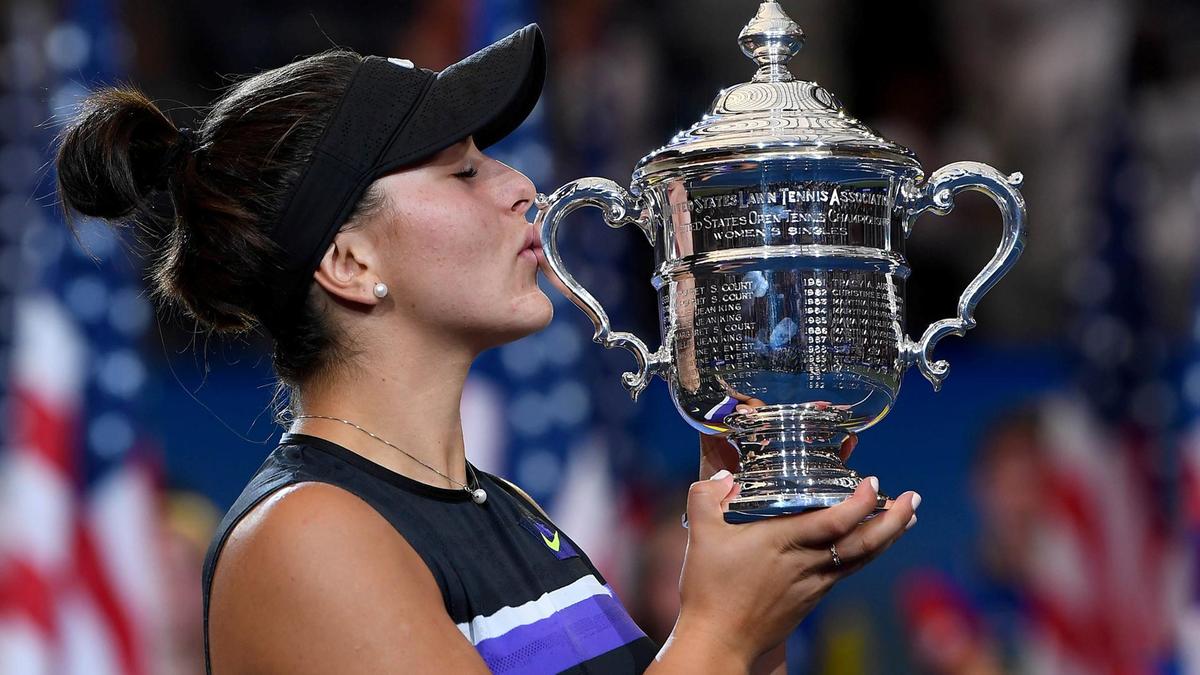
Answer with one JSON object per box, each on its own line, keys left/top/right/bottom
{"left": 686, "top": 470, "right": 736, "bottom": 530}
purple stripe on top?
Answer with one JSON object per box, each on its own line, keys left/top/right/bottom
{"left": 473, "top": 588, "right": 647, "bottom": 674}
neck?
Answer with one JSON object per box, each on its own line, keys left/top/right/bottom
{"left": 289, "top": 325, "right": 476, "bottom": 488}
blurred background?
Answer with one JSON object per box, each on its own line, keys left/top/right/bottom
{"left": 1, "top": 0, "right": 1198, "bottom": 673}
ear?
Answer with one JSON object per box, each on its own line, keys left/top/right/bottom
{"left": 313, "top": 229, "right": 382, "bottom": 306}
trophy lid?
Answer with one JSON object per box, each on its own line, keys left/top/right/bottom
{"left": 633, "top": 1, "right": 920, "bottom": 186}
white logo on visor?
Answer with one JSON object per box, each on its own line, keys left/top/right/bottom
{"left": 387, "top": 58, "right": 415, "bottom": 69}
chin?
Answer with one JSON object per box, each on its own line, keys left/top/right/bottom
{"left": 479, "top": 290, "right": 555, "bottom": 349}
{"left": 513, "top": 290, "right": 555, "bottom": 335}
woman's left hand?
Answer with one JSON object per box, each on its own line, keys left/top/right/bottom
{"left": 696, "top": 398, "right": 860, "bottom": 675}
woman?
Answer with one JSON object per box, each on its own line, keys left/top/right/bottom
{"left": 55, "top": 24, "right": 919, "bottom": 674}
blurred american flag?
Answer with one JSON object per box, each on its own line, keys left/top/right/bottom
{"left": 0, "top": 2, "right": 165, "bottom": 673}
{"left": 1031, "top": 122, "right": 1176, "bottom": 674}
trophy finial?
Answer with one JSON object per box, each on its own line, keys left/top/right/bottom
{"left": 738, "top": 0, "right": 805, "bottom": 83}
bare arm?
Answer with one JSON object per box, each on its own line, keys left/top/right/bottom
{"left": 207, "top": 482, "right": 489, "bottom": 674}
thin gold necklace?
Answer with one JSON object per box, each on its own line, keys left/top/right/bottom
{"left": 293, "top": 415, "right": 487, "bottom": 504}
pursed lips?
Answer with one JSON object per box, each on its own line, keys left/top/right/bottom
{"left": 519, "top": 226, "right": 542, "bottom": 261}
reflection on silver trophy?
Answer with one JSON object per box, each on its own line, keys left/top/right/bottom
{"left": 536, "top": 0, "right": 1027, "bottom": 522}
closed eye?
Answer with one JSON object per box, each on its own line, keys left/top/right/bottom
{"left": 453, "top": 165, "right": 478, "bottom": 179}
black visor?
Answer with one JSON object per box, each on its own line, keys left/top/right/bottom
{"left": 258, "top": 24, "right": 546, "bottom": 335}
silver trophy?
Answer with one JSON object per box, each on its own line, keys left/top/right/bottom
{"left": 536, "top": 1, "right": 1026, "bottom": 522}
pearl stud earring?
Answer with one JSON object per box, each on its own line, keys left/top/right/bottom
{"left": 372, "top": 282, "right": 389, "bottom": 299}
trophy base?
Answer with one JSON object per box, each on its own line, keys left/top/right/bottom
{"left": 725, "top": 489, "right": 889, "bottom": 523}
{"left": 722, "top": 405, "right": 888, "bottom": 523}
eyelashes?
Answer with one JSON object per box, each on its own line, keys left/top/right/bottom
{"left": 453, "top": 165, "right": 478, "bottom": 179}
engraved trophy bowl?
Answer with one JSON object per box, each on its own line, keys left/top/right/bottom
{"left": 535, "top": 0, "right": 1027, "bottom": 522}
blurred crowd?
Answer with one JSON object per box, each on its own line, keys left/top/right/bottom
{"left": 3, "top": 0, "right": 1200, "bottom": 673}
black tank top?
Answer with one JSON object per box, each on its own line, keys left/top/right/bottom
{"left": 202, "top": 433, "right": 657, "bottom": 674}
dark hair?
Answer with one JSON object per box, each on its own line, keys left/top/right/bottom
{"left": 54, "top": 49, "right": 387, "bottom": 389}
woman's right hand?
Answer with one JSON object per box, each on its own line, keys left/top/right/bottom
{"left": 652, "top": 474, "right": 920, "bottom": 672}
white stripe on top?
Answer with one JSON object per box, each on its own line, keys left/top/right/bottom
{"left": 704, "top": 396, "right": 735, "bottom": 421}
{"left": 455, "top": 574, "right": 611, "bottom": 644}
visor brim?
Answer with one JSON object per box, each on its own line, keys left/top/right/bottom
{"left": 378, "top": 23, "right": 546, "bottom": 172}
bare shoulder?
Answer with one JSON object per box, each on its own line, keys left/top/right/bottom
{"left": 217, "top": 482, "right": 395, "bottom": 568}
{"left": 208, "top": 482, "right": 486, "bottom": 674}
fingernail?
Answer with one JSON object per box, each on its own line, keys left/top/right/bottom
{"left": 911, "top": 492, "right": 923, "bottom": 511}
{"left": 710, "top": 469, "right": 731, "bottom": 481}
{"left": 867, "top": 476, "right": 879, "bottom": 493}
{"left": 906, "top": 514, "right": 917, "bottom": 530}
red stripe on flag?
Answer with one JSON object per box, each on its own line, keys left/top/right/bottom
{"left": 74, "top": 517, "right": 145, "bottom": 675}
{"left": 1038, "top": 468, "right": 1121, "bottom": 670}
{"left": 0, "top": 557, "right": 57, "bottom": 636}
{"left": 1046, "top": 468, "right": 1106, "bottom": 563}
{"left": 10, "top": 387, "right": 77, "bottom": 480}
{"left": 1033, "top": 425, "right": 1167, "bottom": 673}
{"left": 1028, "top": 594, "right": 1126, "bottom": 674}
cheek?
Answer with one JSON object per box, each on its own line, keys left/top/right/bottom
{"left": 386, "top": 202, "right": 508, "bottom": 312}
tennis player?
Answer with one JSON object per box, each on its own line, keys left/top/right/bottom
{"left": 54, "top": 24, "right": 920, "bottom": 674}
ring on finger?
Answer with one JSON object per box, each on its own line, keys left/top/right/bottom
{"left": 829, "top": 543, "right": 842, "bottom": 569}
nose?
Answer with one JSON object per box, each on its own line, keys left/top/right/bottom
{"left": 503, "top": 164, "right": 537, "bottom": 216}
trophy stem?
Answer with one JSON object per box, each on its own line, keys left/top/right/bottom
{"left": 722, "top": 406, "right": 877, "bottom": 523}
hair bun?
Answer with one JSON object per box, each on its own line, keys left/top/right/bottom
{"left": 54, "top": 50, "right": 381, "bottom": 387}
{"left": 160, "top": 127, "right": 198, "bottom": 173}
{"left": 55, "top": 86, "right": 183, "bottom": 220}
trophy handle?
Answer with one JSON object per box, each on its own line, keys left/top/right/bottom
{"left": 535, "top": 177, "right": 669, "bottom": 401}
{"left": 900, "top": 161, "right": 1027, "bottom": 391}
